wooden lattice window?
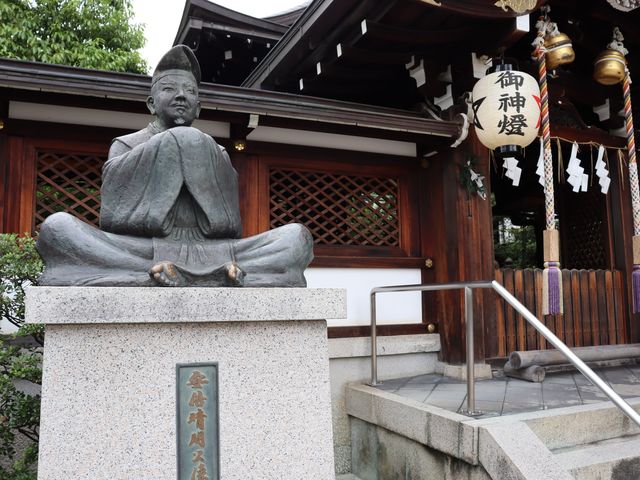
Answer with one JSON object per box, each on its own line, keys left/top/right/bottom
{"left": 35, "top": 150, "right": 106, "bottom": 229}
{"left": 562, "top": 189, "right": 611, "bottom": 269}
{"left": 269, "top": 168, "right": 400, "bottom": 247}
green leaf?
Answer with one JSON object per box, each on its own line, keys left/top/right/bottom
{"left": 1, "top": 234, "right": 42, "bottom": 479}
{"left": 0, "top": 0, "right": 147, "bottom": 73}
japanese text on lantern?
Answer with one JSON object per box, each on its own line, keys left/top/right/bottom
{"left": 177, "top": 364, "right": 219, "bottom": 480}
{"left": 496, "top": 71, "right": 528, "bottom": 136}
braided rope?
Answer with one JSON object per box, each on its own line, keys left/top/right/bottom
{"left": 623, "top": 69, "right": 640, "bottom": 235}
{"left": 534, "top": 9, "right": 562, "bottom": 314}
{"left": 534, "top": 23, "right": 556, "bottom": 230}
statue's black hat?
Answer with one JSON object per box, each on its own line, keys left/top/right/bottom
{"left": 152, "top": 45, "right": 201, "bottom": 85}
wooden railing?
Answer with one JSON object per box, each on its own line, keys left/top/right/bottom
{"left": 492, "top": 269, "right": 627, "bottom": 358}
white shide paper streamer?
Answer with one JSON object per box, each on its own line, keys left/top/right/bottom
{"left": 566, "top": 142, "right": 588, "bottom": 193}
{"left": 503, "top": 156, "right": 522, "bottom": 187}
{"left": 594, "top": 145, "right": 611, "bottom": 194}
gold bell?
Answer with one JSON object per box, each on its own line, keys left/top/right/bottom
{"left": 544, "top": 32, "right": 575, "bottom": 69}
{"left": 594, "top": 49, "right": 627, "bottom": 85}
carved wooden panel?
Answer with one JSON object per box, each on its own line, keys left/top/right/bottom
{"left": 562, "top": 189, "right": 610, "bottom": 269}
{"left": 35, "top": 150, "right": 106, "bottom": 229}
{"left": 269, "top": 168, "right": 400, "bottom": 247}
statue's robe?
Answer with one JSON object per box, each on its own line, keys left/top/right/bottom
{"left": 36, "top": 125, "right": 313, "bottom": 287}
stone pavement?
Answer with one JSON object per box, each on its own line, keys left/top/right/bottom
{"left": 375, "top": 364, "right": 640, "bottom": 419}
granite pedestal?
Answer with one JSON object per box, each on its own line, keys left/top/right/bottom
{"left": 26, "top": 287, "right": 345, "bottom": 480}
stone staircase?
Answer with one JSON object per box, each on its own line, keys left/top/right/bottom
{"left": 345, "top": 383, "right": 640, "bottom": 480}
{"left": 516, "top": 396, "right": 640, "bottom": 480}
{"left": 554, "top": 434, "right": 640, "bottom": 479}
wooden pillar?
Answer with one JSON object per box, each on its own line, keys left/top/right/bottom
{"left": 0, "top": 130, "right": 7, "bottom": 233}
{"left": 420, "top": 130, "right": 495, "bottom": 364}
{"left": 2, "top": 135, "right": 36, "bottom": 234}
{"left": 0, "top": 101, "right": 6, "bottom": 233}
{"left": 228, "top": 148, "right": 260, "bottom": 238}
{"left": 609, "top": 148, "right": 638, "bottom": 343}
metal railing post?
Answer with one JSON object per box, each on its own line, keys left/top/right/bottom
{"left": 366, "top": 279, "right": 640, "bottom": 428}
{"left": 370, "top": 291, "right": 379, "bottom": 386}
{"left": 465, "top": 286, "right": 476, "bottom": 414}
{"left": 491, "top": 280, "right": 640, "bottom": 428}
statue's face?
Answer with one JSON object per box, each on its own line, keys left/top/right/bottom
{"left": 147, "top": 71, "right": 201, "bottom": 129}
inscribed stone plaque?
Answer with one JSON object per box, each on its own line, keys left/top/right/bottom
{"left": 177, "top": 363, "right": 219, "bottom": 480}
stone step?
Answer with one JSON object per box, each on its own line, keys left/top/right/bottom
{"left": 553, "top": 434, "right": 640, "bottom": 479}
{"left": 521, "top": 398, "right": 640, "bottom": 450}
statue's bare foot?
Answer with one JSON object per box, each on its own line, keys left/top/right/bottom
{"left": 226, "top": 262, "right": 245, "bottom": 287}
{"left": 149, "top": 261, "right": 187, "bottom": 287}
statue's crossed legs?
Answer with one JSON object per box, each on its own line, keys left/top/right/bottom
{"left": 37, "top": 213, "right": 312, "bottom": 287}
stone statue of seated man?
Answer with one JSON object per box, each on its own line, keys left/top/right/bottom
{"left": 36, "top": 45, "right": 313, "bottom": 287}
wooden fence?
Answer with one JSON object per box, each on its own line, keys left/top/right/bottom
{"left": 492, "top": 268, "right": 628, "bottom": 358}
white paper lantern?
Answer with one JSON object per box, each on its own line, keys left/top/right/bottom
{"left": 471, "top": 64, "right": 541, "bottom": 158}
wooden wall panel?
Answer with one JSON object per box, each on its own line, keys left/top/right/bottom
{"left": 607, "top": 148, "right": 637, "bottom": 342}
{"left": 422, "top": 129, "right": 494, "bottom": 364}
{"left": 490, "top": 268, "right": 626, "bottom": 358}
{"left": 2, "top": 134, "right": 111, "bottom": 235}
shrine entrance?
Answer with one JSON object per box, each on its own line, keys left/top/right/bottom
{"left": 487, "top": 139, "right": 630, "bottom": 359}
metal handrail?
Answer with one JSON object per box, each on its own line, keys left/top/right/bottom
{"left": 369, "top": 279, "right": 640, "bottom": 427}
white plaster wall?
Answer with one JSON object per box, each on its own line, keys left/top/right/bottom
{"left": 8, "top": 102, "right": 419, "bottom": 158}
{"left": 247, "top": 125, "right": 417, "bottom": 157}
{"left": 8, "top": 101, "right": 230, "bottom": 138}
{"left": 305, "top": 267, "right": 422, "bottom": 327}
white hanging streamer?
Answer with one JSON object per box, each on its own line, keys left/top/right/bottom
{"left": 595, "top": 145, "right": 611, "bottom": 194}
{"left": 503, "top": 156, "right": 522, "bottom": 187}
{"left": 536, "top": 137, "right": 545, "bottom": 190}
{"left": 467, "top": 161, "right": 487, "bottom": 200}
{"left": 566, "top": 142, "right": 589, "bottom": 192}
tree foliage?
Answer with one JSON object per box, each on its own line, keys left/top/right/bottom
{"left": 0, "top": 235, "right": 43, "bottom": 334}
{"left": 493, "top": 216, "right": 538, "bottom": 269}
{"left": 1, "top": 234, "right": 43, "bottom": 480}
{"left": 0, "top": 0, "right": 147, "bottom": 74}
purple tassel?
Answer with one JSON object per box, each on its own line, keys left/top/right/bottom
{"left": 543, "top": 261, "right": 562, "bottom": 315}
{"left": 633, "top": 264, "right": 640, "bottom": 314}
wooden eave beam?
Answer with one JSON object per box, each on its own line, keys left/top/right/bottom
{"left": 550, "top": 71, "right": 617, "bottom": 110}
{"left": 335, "top": 44, "right": 412, "bottom": 67}
{"left": 242, "top": 0, "right": 362, "bottom": 89}
{"left": 494, "top": 15, "right": 531, "bottom": 52}
{"left": 173, "top": 0, "right": 287, "bottom": 48}
{"left": 359, "top": 19, "right": 476, "bottom": 47}
{"left": 242, "top": 0, "right": 398, "bottom": 89}
{"left": 551, "top": 125, "right": 626, "bottom": 149}
{"left": 175, "top": 18, "right": 203, "bottom": 45}
{"left": 313, "top": 62, "right": 404, "bottom": 82}
{"left": 409, "top": 0, "right": 544, "bottom": 18}
{"left": 297, "top": 76, "right": 420, "bottom": 110}
{"left": 198, "top": 19, "right": 284, "bottom": 42}
{"left": 0, "top": 60, "right": 460, "bottom": 139}
{"left": 551, "top": 1, "right": 640, "bottom": 50}
{"left": 298, "top": 45, "right": 412, "bottom": 93}
{"left": 283, "top": 1, "right": 399, "bottom": 89}
{"left": 263, "top": 7, "right": 307, "bottom": 27}
{"left": 298, "top": 77, "right": 387, "bottom": 96}
{"left": 187, "top": 0, "right": 288, "bottom": 36}
{"left": 255, "top": 114, "right": 452, "bottom": 145}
